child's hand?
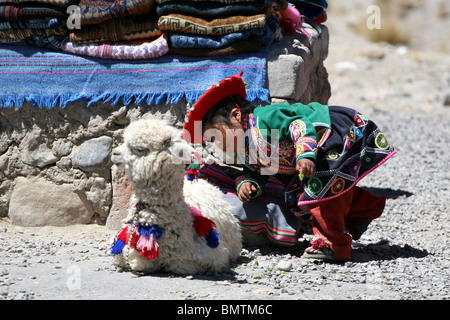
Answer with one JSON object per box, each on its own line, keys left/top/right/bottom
{"left": 296, "top": 158, "right": 316, "bottom": 178}
{"left": 238, "top": 182, "right": 257, "bottom": 202}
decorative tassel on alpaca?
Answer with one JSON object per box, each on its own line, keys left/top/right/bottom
{"left": 205, "top": 229, "right": 220, "bottom": 248}
{"left": 110, "top": 224, "right": 163, "bottom": 260}
{"left": 135, "top": 224, "right": 163, "bottom": 259}
{"left": 190, "top": 205, "right": 220, "bottom": 248}
{"left": 110, "top": 225, "right": 130, "bottom": 256}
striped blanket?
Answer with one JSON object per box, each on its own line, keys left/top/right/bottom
{"left": 0, "top": 44, "right": 270, "bottom": 108}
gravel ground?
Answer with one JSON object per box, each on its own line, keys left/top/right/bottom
{"left": 1, "top": 3, "right": 449, "bottom": 302}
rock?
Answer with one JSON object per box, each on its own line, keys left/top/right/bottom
{"left": 334, "top": 61, "right": 358, "bottom": 75}
{"left": 268, "top": 54, "right": 304, "bottom": 99}
{"left": 52, "top": 139, "right": 73, "bottom": 158}
{"left": 8, "top": 177, "right": 93, "bottom": 227}
{"left": 22, "top": 143, "right": 58, "bottom": 168}
{"left": 395, "top": 46, "right": 409, "bottom": 57}
{"left": 72, "top": 136, "right": 112, "bottom": 171}
{"left": 106, "top": 165, "right": 133, "bottom": 230}
{"left": 360, "top": 46, "right": 385, "bottom": 59}
{"left": 267, "top": 23, "right": 330, "bottom": 104}
{"left": 443, "top": 93, "right": 450, "bottom": 106}
{"left": 276, "top": 260, "right": 293, "bottom": 272}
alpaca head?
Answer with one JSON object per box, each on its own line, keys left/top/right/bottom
{"left": 112, "top": 118, "right": 195, "bottom": 190}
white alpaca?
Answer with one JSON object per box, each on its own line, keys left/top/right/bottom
{"left": 110, "top": 118, "right": 242, "bottom": 274}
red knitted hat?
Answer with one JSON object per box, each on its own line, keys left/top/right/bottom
{"left": 182, "top": 70, "right": 246, "bottom": 144}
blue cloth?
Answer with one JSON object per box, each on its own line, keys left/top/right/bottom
{"left": 297, "top": 0, "right": 328, "bottom": 8}
{"left": 0, "top": 43, "right": 270, "bottom": 108}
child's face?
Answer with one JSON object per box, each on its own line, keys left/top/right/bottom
{"left": 203, "top": 108, "right": 245, "bottom": 153}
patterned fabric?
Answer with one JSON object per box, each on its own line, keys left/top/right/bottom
{"left": 69, "top": 16, "right": 161, "bottom": 43}
{"left": 0, "top": 0, "right": 73, "bottom": 7}
{"left": 0, "top": 17, "right": 63, "bottom": 29}
{"left": 156, "top": 0, "right": 259, "bottom": 3}
{"left": 0, "top": 34, "right": 66, "bottom": 49}
{"left": 0, "top": 41, "right": 269, "bottom": 108}
{"left": 169, "top": 38, "right": 261, "bottom": 57}
{"left": 297, "top": 106, "right": 395, "bottom": 206}
{"left": 0, "top": 25, "right": 67, "bottom": 39}
{"left": 295, "top": 0, "right": 328, "bottom": 8}
{"left": 199, "top": 163, "right": 306, "bottom": 246}
{"left": 79, "top": 0, "right": 155, "bottom": 25}
{"left": 170, "top": 14, "right": 278, "bottom": 49}
{"left": 61, "top": 33, "right": 169, "bottom": 59}
{"left": 0, "top": 5, "right": 68, "bottom": 21}
{"left": 156, "top": 0, "right": 269, "bottom": 20}
{"left": 289, "top": 119, "right": 320, "bottom": 162}
{"left": 158, "top": 13, "right": 266, "bottom": 35}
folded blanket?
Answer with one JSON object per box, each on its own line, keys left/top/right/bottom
{"left": 0, "top": 0, "right": 74, "bottom": 7}
{"left": 294, "top": 0, "right": 328, "bottom": 9}
{"left": 290, "top": 0, "right": 327, "bottom": 22}
{"left": 79, "top": 0, "right": 155, "bottom": 25}
{"left": 158, "top": 13, "right": 266, "bottom": 35}
{"left": 156, "top": 0, "right": 269, "bottom": 20}
{"left": 69, "top": 15, "right": 160, "bottom": 43}
{"left": 169, "top": 38, "right": 261, "bottom": 57}
{"left": 156, "top": 0, "right": 260, "bottom": 3}
{"left": 170, "top": 15, "right": 278, "bottom": 49}
{"left": 0, "top": 5, "right": 68, "bottom": 21}
{"left": 0, "top": 34, "right": 66, "bottom": 50}
{"left": 0, "top": 40, "right": 269, "bottom": 108}
{"left": 61, "top": 33, "right": 169, "bottom": 59}
{"left": 0, "top": 17, "right": 63, "bottom": 29}
{"left": 0, "top": 25, "right": 67, "bottom": 39}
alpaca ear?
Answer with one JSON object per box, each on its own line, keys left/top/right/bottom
{"left": 168, "top": 128, "right": 196, "bottom": 165}
{"left": 170, "top": 142, "right": 195, "bottom": 164}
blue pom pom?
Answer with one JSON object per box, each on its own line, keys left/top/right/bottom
{"left": 205, "top": 230, "right": 220, "bottom": 248}
{"left": 138, "top": 224, "right": 163, "bottom": 239}
{"left": 110, "top": 239, "right": 126, "bottom": 255}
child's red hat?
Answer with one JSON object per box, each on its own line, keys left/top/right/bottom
{"left": 182, "top": 70, "right": 246, "bottom": 144}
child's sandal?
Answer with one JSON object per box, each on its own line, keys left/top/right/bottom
{"left": 302, "top": 248, "right": 341, "bottom": 262}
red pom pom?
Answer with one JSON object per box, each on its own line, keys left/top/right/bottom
{"left": 190, "top": 205, "right": 216, "bottom": 236}
{"left": 311, "top": 235, "right": 330, "bottom": 251}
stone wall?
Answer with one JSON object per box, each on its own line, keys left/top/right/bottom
{"left": 0, "top": 23, "right": 330, "bottom": 228}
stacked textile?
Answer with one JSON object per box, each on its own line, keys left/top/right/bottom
{"left": 290, "top": 0, "right": 327, "bottom": 24}
{"left": 0, "top": 0, "right": 72, "bottom": 50}
{"left": 156, "top": 0, "right": 283, "bottom": 57}
{"left": 61, "top": 0, "right": 169, "bottom": 59}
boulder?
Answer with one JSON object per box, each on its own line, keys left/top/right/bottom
{"left": 8, "top": 177, "right": 93, "bottom": 227}
{"left": 105, "top": 165, "right": 133, "bottom": 230}
{"left": 72, "top": 136, "right": 112, "bottom": 171}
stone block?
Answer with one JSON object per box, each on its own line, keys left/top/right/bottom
{"left": 22, "top": 143, "right": 58, "bottom": 168}
{"left": 8, "top": 177, "right": 93, "bottom": 227}
{"left": 72, "top": 136, "right": 112, "bottom": 171}
{"left": 106, "top": 165, "right": 133, "bottom": 230}
{"left": 267, "top": 23, "right": 330, "bottom": 104}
